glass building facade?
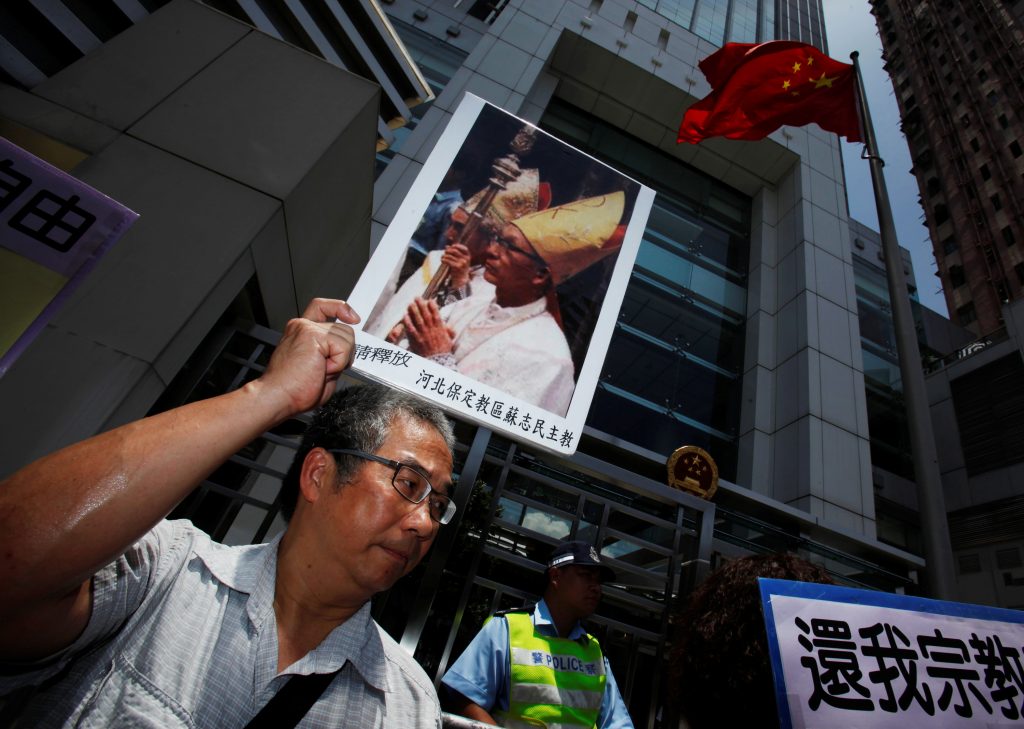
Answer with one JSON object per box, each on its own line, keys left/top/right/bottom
{"left": 637, "top": 0, "right": 768, "bottom": 44}
{"left": 850, "top": 234, "right": 952, "bottom": 490}
{"left": 849, "top": 224, "right": 953, "bottom": 557}
{"left": 853, "top": 253, "right": 915, "bottom": 481}
{"left": 633, "top": 0, "right": 824, "bottom": 49}
{"left": 774, "top": 0, "right": 827, "bottom": 49}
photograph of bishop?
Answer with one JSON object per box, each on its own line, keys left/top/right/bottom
{"left": 398, "top": 192, "right": 627, "bottom": 416}
{"left": 364, "top": 169, "right": 550, "bottom": 342}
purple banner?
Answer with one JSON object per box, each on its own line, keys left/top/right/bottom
{"left": 0, "top": 137, "right": 138, "bottom": 376}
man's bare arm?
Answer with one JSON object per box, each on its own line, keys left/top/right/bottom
{"left": 0, "top": 298, "right": 359, "bottom": 661}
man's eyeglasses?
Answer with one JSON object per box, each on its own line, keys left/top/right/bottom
{"left": 328, "top": 449, "right": 456, "bottom": 525}
{"left": 491, "top": 232, "right": 548, "bottom": 269}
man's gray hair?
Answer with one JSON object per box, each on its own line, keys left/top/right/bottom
{"left": 280, "top": 382, "right": 454, "bottom": 520}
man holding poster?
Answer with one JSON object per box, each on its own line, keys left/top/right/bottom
{"left": 0, "top": 299, "right": 455, "bottom": 728}
{"left": 402, "top": 192, "right": 625, "bottom": 416}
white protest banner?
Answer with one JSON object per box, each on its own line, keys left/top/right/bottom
{"left": 0, "top": 137, "right": 138, "bottom": 377}
{"left": 760, "top": 577, "right": 1024, "bottom": 728}
{"left": 348, "top": 94, "right": 655, "bottom": 455}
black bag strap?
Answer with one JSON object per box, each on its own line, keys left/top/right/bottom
{"left": 242, "top": 668, "right": 342, "bottom": 729}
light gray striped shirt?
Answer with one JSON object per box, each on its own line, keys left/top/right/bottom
{"left": 0, "top": 520, "right": 441, "bottom": 728}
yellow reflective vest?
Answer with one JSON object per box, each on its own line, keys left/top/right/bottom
{"left": 495, "top": 611, "right": 607, "bottom": 729}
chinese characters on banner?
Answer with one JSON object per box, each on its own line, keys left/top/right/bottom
{"left": 352, "top": 342, "right": 579, "bottom": 449}
{"left": 0, "top": 137, "right": 138, "bottom": 377}
{"left": 347, "top": 95, "right": 655, "bottom": 455}
{"left": 760, "top": 578, "right": 1024, "bottom": 728}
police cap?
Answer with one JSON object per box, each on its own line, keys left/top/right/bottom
{"left": 547, "top": 540, "right": 615, "bottom": 582}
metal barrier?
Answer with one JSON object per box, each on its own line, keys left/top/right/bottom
{"left": 923, "top": 327, "right": 1008, "bottom": 373}
{"left": 441, "top": 712, "right": 501, "bottom": 728}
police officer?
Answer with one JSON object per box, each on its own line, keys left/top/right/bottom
{"left": 442, "top": 541, "right": 635, "bottom": 728}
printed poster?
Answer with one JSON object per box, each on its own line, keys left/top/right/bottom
{"left": 348, "top": 94, "right": 655, "bottom": 455}
{"left": 760, "top": 577, "right": 1024, "bottom": 728}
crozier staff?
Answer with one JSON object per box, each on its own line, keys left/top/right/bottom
{"left": 419, "top": 126, "right": 537, "bottom": 303}
{"left": 389, "top": 125, "right": 538, "bottom": 342}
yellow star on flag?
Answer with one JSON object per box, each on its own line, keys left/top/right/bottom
{"left": 782, "top": 79, "right": 791, "bottom": 90}
{"left": 813, "top": 73, "right": 837, "bottom": 89}
{"left": 806, "top": 56, "right": 814, "bottom": 66}
{"left": 792, "top": 61, "right": 801, "bottom": 73}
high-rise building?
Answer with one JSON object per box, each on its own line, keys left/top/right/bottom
{"left": 924, "top": 295, "right": 1024, "bottom": 610}
{"left": 870, "top": 0, "right": 1024, "bottom": 336}
{"left": 849, "top": 196, "right": 1024, "bottom": 611}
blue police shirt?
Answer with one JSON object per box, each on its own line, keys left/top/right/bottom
{"left": 440, "top": 599, "right": 635, "bottom": 728}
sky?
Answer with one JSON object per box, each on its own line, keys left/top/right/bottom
{"left": 823, "top": 0, "right": 949, "bottom": 316}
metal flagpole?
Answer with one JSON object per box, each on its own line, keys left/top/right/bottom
{"left": 850, "top": 52, "right": 956, "bottom": 599}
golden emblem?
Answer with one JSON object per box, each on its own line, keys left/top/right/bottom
{"left": 666, "top": 446, "right": 719, "bottom": 500}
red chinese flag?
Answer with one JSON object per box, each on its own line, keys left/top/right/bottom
{"left": 678, "top": 41, "right": 862, "bottom": 144}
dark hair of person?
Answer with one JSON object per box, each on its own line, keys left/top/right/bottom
{"left": 669, "top": 552, "right": 833, "bottom": 729}
{"left": 279, "top": 382, "right": 455, "bottom": 521}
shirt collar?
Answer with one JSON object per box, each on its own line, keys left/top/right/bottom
{"left": 485, "top": 296, "right": 547, "bottom": 320}
{"left": 315, "top": 602, "right": 389, "bottom": 691}
{"left": 195, "top": 534, "right": 390, "bottom": 691}
{"left": 194, "top": 532, "right": 281, "bottom": 629}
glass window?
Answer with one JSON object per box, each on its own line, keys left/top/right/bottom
{"left": 956, "top": 301, "right": 977, "bottom": 325}
{"left": 642, "top": 0, "right": 784, "bottom": 46}
{"left": 951, "top": 353, "right": 1024, "bottom": 475}
{"left": 864, "top": 386, "right": 913, "bottom": 479}
{"left": 693, "top": 0, "right": 730, "bottom": 46}
{"left": 957, "top": 554, "right": 981, "bottom": 574}
{"left": 728, "top": 0, "right": 760, "bottom": 42}
{"left": 851, "top": 252, "right": 946, "bottom": 480}
{"left": 375, "top": 20, "right": 468, "bottom": 176}
{"left": 996, "top": 548, "right": 1021, "bottom": 570}
{"left": 467, "top": 0, "right": 508, "bottom": 24}
{"left": 652, "top": 0, "right": 696, "bottom": 27}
